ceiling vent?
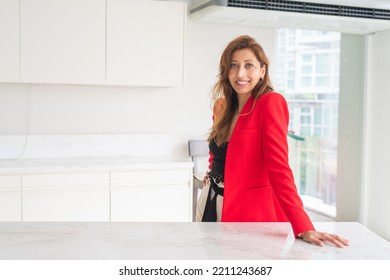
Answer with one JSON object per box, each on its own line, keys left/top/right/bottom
{"left": 190, "top": 0, "right": 390, "bottom": 34}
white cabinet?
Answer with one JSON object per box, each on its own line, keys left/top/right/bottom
{"left": 20, "top": 0, "right": 106, "bottom": 85}
{"left": 111, "top": 169, "right": 192, "bottom": 222}
{"left": 106, "top": 0, "right": 185, "bottom": 86}
{"left": 0, "top": 0, "right": 185, "bottom": 86}
{"left": 0, "top": 175, "right": 22, "bottom": 221}
{"left": 22, "top": 172, "right": 110, "bottom": 221}
{"left": 0, "top": 0, "right": 19, "bottom": 82}
{"left": 0, "top": 161, "right": 193, "bottom": 222}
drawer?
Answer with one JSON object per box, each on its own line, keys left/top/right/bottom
{"left": 0, "top": 175, "right": 22, "bottom": 221}
{"left": 111, "top": 169, "right": 191, "bottom": 187}
{"left": 111, "top": 185, "right": 191, "bottom": 222}
{"left": 23, "top": 172, "right": 110, "bottom": 189}
{"left": 23, "top": 188, "right": 109, "bottom": 222}
{"left": 0, "top": 175, "right": 21, "bottom": 192}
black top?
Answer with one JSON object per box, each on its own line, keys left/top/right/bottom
{"left": 208, "top": 139, "right": 228, "bottom": 183}
{"left": 201, "top": 139, "right": 227, "bottom": 221}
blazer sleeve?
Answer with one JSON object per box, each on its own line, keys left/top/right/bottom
{"left": 261, "top": 93, "right": 315, "bottom": 236}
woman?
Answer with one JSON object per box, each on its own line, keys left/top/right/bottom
{"left": 197, "top": 35, "right": 349, "bottom": 248}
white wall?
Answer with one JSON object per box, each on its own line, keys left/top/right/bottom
{"left": 336, "top": 34, "right": 365, "bottom": 222}
{"left": 336, "top": 31, "right": 390, "bottom": 241}
{"left": 363, "top": 29, "right": 390, "bottom": 240}
{"left": 0, "top": 20, "right": 274, "bottom": 158}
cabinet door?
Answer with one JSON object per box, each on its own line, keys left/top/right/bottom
{"left": 20, "top": 0, "right": 105, "bottom": 85}
{"left": 0, "top": 175, "right": 22, "bottom": 221}
{"left": 22, "top": 172, "right": 110, "bottom": 221}
{"left": 107, "top": 0, "right": 185, "bottom": 86}
{"left": 0, "top": 0, "right": 19, "bottom": 82}
{"left": 111, "top": 169, "right": 192, "bottom": 222}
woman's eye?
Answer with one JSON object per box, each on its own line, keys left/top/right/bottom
{"left": 245, "top": 63, "right": 254, "bottom": 68}
{"left": 230, "top": 63, "right": 238, "bottom": 69}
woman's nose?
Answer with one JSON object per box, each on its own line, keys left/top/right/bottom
{"left": 237, "top": 65, "right": 246, "bottom": 77}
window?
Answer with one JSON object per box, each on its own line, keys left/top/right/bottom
{"left": 316, "top": 76, "right": 331, "bottom": 87}
{"left": 301, "top": 77, "right": 312, "bottom": 87}
{"left": 275, "top": 28, "right": 341, "bottom": 217}
{"left": 302, "top": 55, "right": 312, "bottom": 63}
{"left": 301, "top": 116, "right": 311, "bottom": 124}
{"left": 302, "top": 65, "right": 312, "bottom": 74}
{"left": 316, "top": 53, "right": 332, "bottom": 73}
{"left": 314, "top": 108, "right": 322, "bottom": 124}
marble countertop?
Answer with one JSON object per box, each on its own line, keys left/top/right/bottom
{"left": 0, "top": 134, "right": 194, "bottom": 174}
{"left": 0, "top": 156, "right": 193, "bottom": 174}
{"left": 0, "top": 222, "right": 389, "bottom": 260}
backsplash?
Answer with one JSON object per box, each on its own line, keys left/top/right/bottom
{"left": 0, "top": 134, "right": 173, "bottom": 159}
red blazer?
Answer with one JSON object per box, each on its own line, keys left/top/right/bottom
{"left": 210, "top": 92, "right": 315, "bottom": 236}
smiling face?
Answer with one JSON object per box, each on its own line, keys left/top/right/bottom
{"left": 228, "top": 48, "right": 265, "bottom": 98}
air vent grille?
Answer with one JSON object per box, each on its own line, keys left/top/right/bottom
{"left": 227, "top": 0, "right": 390, "bottom": 20}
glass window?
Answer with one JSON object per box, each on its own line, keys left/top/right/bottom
{"left": 301, "top": 77, "right": 312, "bottom": 87}
{"left": 315, "top": 76, "right": 331, "bottom": 87}
{"left": 314, "top": 127, "right": 322, "bottom": 137}
{"left": 302, "top": 65, "right": 312, "bottom": 74}
{"left": 300, "top": 126, "right": 311, "bottom": 136}
{"left": 301, "top": 116, "right": 311, "bottom": 124}
{"left": 316, "top": 53, "right": 332, "bottom": 73}
{"left": 303, "top": 30, "right": 314, "bottom": 36}
{"left": 276, "top": 28, "right": 341, "bottom": 217}
{"left": 322, "top": 127, "right": 330, "bottom": 139}
{"left": 302, "top": 54, "right": 312, "bottom": 63}
{"left": 323, "top": 107, "right": 331, "bottom": 125}
{"left": 288, "top": 36, "right": 295, "bottom": 46}
{"left": 314, "top": 108, "right": 322, "bottom": 124}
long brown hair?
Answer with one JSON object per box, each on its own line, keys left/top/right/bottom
{"left": 208, "top": 35, "right": 273, "bottom": 146}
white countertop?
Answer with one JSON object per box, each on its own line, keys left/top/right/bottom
{"left": 0, "top": 156, "right": 193, "bottom": 174}
{"left": 0, "top": 134, "right": 193, "bottom": 174}
{"left": 0, "top": 222, "right": 389, "bottom": 260}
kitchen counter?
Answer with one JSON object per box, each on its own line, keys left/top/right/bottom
{"left": 0, "top": 134, "right": 193, "bottom": 174}
{"left": 0, "top": 222, "right": 389, "bottom": 260}
{"left": 0, "top": 156, "right": 193, "bottom": 175}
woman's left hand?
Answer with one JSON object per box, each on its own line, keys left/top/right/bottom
{"left": 298, "top": 231, "right": 350, "bottom": 248}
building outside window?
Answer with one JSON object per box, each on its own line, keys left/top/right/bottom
{"left": 275, "top": 29, "right": 341, "bottom": 217}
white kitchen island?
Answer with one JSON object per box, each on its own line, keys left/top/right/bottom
{"left": 0, "top": 222, "right": 389, "bottom": 260}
